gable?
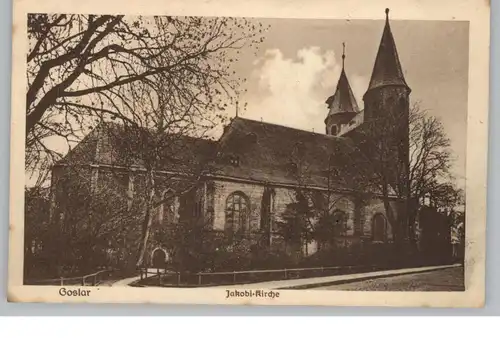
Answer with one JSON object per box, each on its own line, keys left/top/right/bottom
{"left": 57, "top": 122, "right": 217, "bottom": 174}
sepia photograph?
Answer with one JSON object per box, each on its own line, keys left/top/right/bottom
{"left": 8, "top": 0, "right": 490, "bottom": 306}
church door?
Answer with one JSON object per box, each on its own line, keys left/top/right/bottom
{"left": 152, "top": 249, "right": 167, "bottom": 269}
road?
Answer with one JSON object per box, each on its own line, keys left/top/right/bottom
{"left": 309, "top": 266, "right": 465, "bottom": 291}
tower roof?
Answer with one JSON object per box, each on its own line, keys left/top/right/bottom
{"left": 366, "top": 9, "right": 409, "bottom": 93}
{"left": 326, "top": 43, "right": 359, "bottom": 117}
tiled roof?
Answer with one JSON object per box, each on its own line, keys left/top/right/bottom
{"left": 366, "top": 11, "right": 409, "bottom": 94}
{"left": 212, "top": 117, "right": 355, "bottom": 189}
{"left": 326, "top": 69, "right": 360, "bottom": 118}
{"left": 59, "top": 118, "right": 357, "bottom": 190}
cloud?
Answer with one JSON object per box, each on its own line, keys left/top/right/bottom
{"left": 240, "top": 47, "right": 368, "bottom": 133}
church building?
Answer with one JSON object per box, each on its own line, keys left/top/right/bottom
{"left": 50, "top": 9, "right": 412, "bottom": 270}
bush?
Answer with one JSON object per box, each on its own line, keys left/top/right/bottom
{"left": 250, "top": 247, "right": 295, "bottom": 270}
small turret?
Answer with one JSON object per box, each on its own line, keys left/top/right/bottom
{"left": 325, "top": 43, "right": 359, "bottom": 136}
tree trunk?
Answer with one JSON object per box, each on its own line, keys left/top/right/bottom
{"left": 382, "top": 196, "right": 398, "bottom": 243}
{"left": 136, "top": 169, "right": 156, "bottom": 267}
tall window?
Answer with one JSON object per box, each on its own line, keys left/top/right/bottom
{"left": 372, "top": 213, "right": 387, "bottom": 242}
{"left": 260, "top": 187, "right": 275, "bottom": 235}
{"left": 331, "top": 210, "right": 347, "bottom": 237}
{"left": 225, "top": 192, "right": 250, "bottom": 235}
{"left": 158, "top": 190, "right": 175, "bottom": 225}
{"left": 318, "top": 209, "right": 347, "bottom": 252}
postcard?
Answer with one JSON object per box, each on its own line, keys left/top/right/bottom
{"left": 8, "top": 0, "right": 490, "bottom": 307}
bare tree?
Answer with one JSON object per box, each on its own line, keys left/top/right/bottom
{"left": 335, "top": 103, "right": 462, "bottom": 249}
{"left": 26, "top": 14, "right": 267, "bottom": 185}
{"left": 275, "top": 144, "right": 361, "bottom": 259}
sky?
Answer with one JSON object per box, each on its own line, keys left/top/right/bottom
{"left": 230, "top": 17, "right": 469, "bottom": 187}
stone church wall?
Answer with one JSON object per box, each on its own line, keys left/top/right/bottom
{"left": 271, "top": 187, "right": 297, "bottom": 229}
{"left": 211, "top": 180, "right": 265, "bottom": 232}
{"left": 209, "top": 178, "right": 396, "bottom": 249}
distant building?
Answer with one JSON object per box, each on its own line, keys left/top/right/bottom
{"left": 49, "top": 9, "right": 413, "bottom": 270}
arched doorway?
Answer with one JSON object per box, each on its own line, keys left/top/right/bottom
{"left": 372, "top": 213, "right": 387, "bottom": 243}
{"left": 151, "top": 248, "right": 167, "bottom": 268}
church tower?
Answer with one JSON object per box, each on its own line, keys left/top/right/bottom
{"left": 363, "top": 8, "right": 411, "bottom": 121}
{"left": 363, "top": 8, "right": 412, "bottom": 239}
{"left": 325, "top": 43, "right": 359, "bottom": 136}
{"left": 363, "top": 9, "right": 411, "bottom": 177}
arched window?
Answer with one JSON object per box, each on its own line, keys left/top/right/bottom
{"left": 225, "top": 192, "right": 250, "bottom": 235}
{"left": 331, "top": 210, "right": 347, "bottom": 237}
{"left": 318, "top": 209, "right": 348, "bottom": 252}
{"left": 372, "top": 213, "right": 387, "bottom": 243}
{"left": 330, "top": 125, "right": 338, "bottom": 136}
{"left": 158, "top": 189, "right": 175, "bottom": 225}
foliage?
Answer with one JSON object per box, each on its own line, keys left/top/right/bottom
{"left": 24, "top": 187, "right": 51, "bottom": 240}
{"left": 24, "top": 187, "right": 51, "bottom": 279}
{"left": 275, "top": 189, "right": 316, "bottom": 252}
{"left": 46, "top": 163, "right": 145, "bottom": 275}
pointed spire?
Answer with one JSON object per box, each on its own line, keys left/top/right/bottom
{"left": 366, "top": 8, "right": 410, "bottom": 93}
{"left": 342, "top": 42, "right": 346, "bottom": 69}
{"left": 325, "top": 43, "right": 359, "bottom": 118}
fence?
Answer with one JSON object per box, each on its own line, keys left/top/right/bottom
{"left": 27, "top": 269, "right": 113, "bottom": 286}
{"left": 138, "top": 265, "right": 372, "bottom": 287}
